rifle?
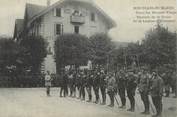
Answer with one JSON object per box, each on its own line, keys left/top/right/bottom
{"left": 148, "top": 95, "right": 155, "bottom": 114}
{"left": 114, "top": 94, "right": 119, "bottom": 106}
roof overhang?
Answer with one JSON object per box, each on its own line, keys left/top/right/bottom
{"left": 27, "top": 0, "right": 117, "bottom": 29}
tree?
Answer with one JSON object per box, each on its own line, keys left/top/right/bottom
{"left": 20, "top": 36, "right": 47, "bottom": 74}
{"left": 142, "top": 24, "right": 176, "bottom": 69}
{"left": 55, "top": 34, "right": 91, "bottom": 73}
{"left": 111, "top": 24, "right": 176, "bottom": 71}
{"left": 89, "top": 33, "right": 115, "bottom": 66}
{"left": 0, "top": 38, "right": 22, "bottom": 75}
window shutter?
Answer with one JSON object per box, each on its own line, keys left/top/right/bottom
{"left": 54, "top": 8, "right": 56, "bottom": 16}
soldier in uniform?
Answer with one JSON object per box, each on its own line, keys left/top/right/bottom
{"left": 45, "top": 71, "right": 52, "bottom": 96}
{"left": 107, "top": 72, "right": 116, "bottom": 107}
{"left": 138, "top": 68, "right": 150, "bottom": 114}
{"left": 172, "top": 71, "right": 177, "bottom": 98}
{"left": 72, "top": 70, "right": 77, "bottom": 98}
{"left": 86, "top": 70, "right": 93, "bottom": 102}
{"left": 162, "top": 72, "right": 171, "bottom": 97}
{"left": 117, "top": 69, "right": 127, "bottom": 109}
{"left": 126, "top": 70, "right": 137, "bottom": 112}
{"left": 80, "top": 71, "right": 86, "bottom": 101}
{"left": 93, "top": 70, "right": 100, "bottom": 104}
{"left": 60, "top": 71, "right": 68, "bottom": 97}
{"left": 75, "top": 71, "right": 81, "bottom": 99}
{"left": 100, "top": 69, "right": 107, "bottom": 105}
{"left": 150, "top": 71, "right": 164, "bottom": 117}
{"left": 68, "top": 71, "right": 74, "bottom": 97}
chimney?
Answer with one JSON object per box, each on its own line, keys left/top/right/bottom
{"left": 47, "top": 0, "right": 51, "bottom": 6}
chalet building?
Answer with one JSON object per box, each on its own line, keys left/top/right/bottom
{"left": 13, "top": 0, "right": 116, "bottom": 74}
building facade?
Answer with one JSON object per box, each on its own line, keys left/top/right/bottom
{"left": 14, "top": 0, "right": 116, "bottom": 74}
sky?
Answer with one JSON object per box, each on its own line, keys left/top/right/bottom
{"left": 0, "top": 0, "right": 176, "bottom": 42}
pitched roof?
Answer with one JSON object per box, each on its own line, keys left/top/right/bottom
{"left": 65, "top": 0, "right": 93, "bottom": 3}
{"left": 26, "top": 0, "right": 116, "bottom": 29}
{"left": 26, "top": 3, "right": 47, "bottom": 21}
{"left": 15, "top": 19, "right": 24, "bottom": 33}
{"left": 14, "top": 19, "right": 24, "bottom": 39}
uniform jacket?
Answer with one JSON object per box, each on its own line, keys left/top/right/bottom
{"left": 107, "top": 76, "right": 116, "bottom": 92}
{"left": 100, "top": 73, "right": 107, "bottom": 87}
{"left": 45, "top": 74, "right": 52, "bottom": 87}
{"left": 117, "top": 73, "right": 127, "bottom": 89}
{"left": 150, "top": 75, "right": 164, "bottom": 97}
{"left": 138, "top": 73, "right": 150, "bottom": 93}
{"left": 126, "top": 75, "right": 137, "bottom": 95}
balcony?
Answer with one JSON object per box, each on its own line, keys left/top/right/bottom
{"left": 70, "top": 15, "right": 85, "bottom": 24}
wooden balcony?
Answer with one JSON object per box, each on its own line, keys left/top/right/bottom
{"left": 70, "top": 15, "right": 85, "bottom": 24}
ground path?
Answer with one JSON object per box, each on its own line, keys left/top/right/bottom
{"left": 0, "top": 88, "right": 176, "bottom": 117}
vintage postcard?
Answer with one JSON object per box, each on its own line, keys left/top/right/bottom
{"left": 0, "top": 0, "right": 176, "bottom": 117}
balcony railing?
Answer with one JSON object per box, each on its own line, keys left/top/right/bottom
{"left": 70, "top": 15, "right": 85, "bottom": 24}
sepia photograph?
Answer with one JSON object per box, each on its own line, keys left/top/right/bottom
{"left": 0, "top": 0, "right": 177, "bottom": 117}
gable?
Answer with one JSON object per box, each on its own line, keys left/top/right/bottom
{"left": 14, "top": 19, "right": 24, "bottom": 39}
{"left": 26, "top": 0, "right": 116, "bottom": 29}
{"left": 26, "top": 3, "right": 47, "bottom": 21}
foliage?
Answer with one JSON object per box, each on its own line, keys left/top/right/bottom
{"left": 19, "top": 36, "right": 47, "bottom": 74}
{"left": 89, "top": 33, "right": 115, "bottom": 66}
{"left": 55, "top": 34, "right": 91, "bottom": 72}
{"left": 111, "top": 24, "right": 176, "bottom": 70}
{"left": 0, "top": 38, "right": 22, "bottom": 75}
{"left": 141, "top": 24, "right": 176, "bottom": 69}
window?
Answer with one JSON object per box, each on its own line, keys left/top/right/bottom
{"left": 55, "top": 24, "right": 63, "bottom": 35}
{"left": 54, "top": 8, "right": 61, "bottom": 17}
{"left": 91, "top": 12, "right": 95, "bottom": 21}
{"left": 74, "top": 26, "right": 79, "bottom": 34}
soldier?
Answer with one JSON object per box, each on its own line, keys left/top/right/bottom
{"left": 71, "top": 70, "right": 77, "bottom": 98}
{"left": 107, "top": 72, "right": 116, "bottom": 107}
{"left": 138, "top": 69, "right": 150, "bottom": 114}
{"left": 172, "top": 71, "right": 177, "bottom": 98}
{"left": 86, "top": 70, "right": 93, "bottom": 102}
{"left": 162, "top": 72, "right": 171, "bottom": 97}
{"left": 68, "top": 71, "right": 74, "bottom": 97}
{"left": 150, "top": 71, "right": 164, "bottom": 117}
{"left": 117, "top": 69, "right": 127, "bottom": 109}
{"left": 93, "top": 70, "right": 100, "bottom": 104}
{"left": 126, "top": 70, "right": 137, "bottom": 112}
{"left": 45, "top": 71, "right": 52, "bottom": 96}
{"left": 76, "top": 71, "right": 82, "bottom": 99}
{"left": 60, "top": 71, "right": 68, "bottom": 97}
{"left": 80, "top": 71, "right": 86, "bottom": 101}
{"left": 100, "top": 69, "right": 107, "bottom": 105}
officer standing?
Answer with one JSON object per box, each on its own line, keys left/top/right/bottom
{"left": 86, "top": 70, "right": 93, "bottom": 102}
{"left": 150, "top": 71, "right": 164, "bottom": 117}
{"left": 80, "top": 71, "right": 86, "bottom": 101}
{"left": 117, "top": 69, "right": 127, "bottom": 109}
{"left": 45, "top": 71, "right": 52, "bottom": 96}
{"left": 107, "top": 72, "right": 116, "bottom": 107}
{"left": 162, "top": 72, "right": 171, "bottom": 97}
{"left": 76, "top": 71, "right": 81, "bottom": 99}
{"left": 60, "top": 71, "right": 68, "bottom": 97}
{"left": 126, "top": 70, "right": 137, "bottom": 112}
{"left": 138, "top": 69, "right": 150, "bottom": 114}
{"left": 68, "top": 71, "right": 74, "bottom": 97}
{"left": 172, "top": 71, "right": 177, "bottom": 98}
{"left": 100, "top": 69, "right": 107, "bottom": 105}
{"left": 93, "top": 71, "right": 100, "bottom": 104}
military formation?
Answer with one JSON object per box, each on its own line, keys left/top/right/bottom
{"left": 45, "top": 66, "right": 176, "bottom": 117}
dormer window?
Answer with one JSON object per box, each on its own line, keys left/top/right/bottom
{"left": 91, "top": 12, "right": 95, "bottom": 21}
{"left": 54, "top": 8, "right": 61, "bottom": 17}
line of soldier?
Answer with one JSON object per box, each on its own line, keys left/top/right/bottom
{"left": 45, "top": 67, "right": 176, "bottom": 117}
